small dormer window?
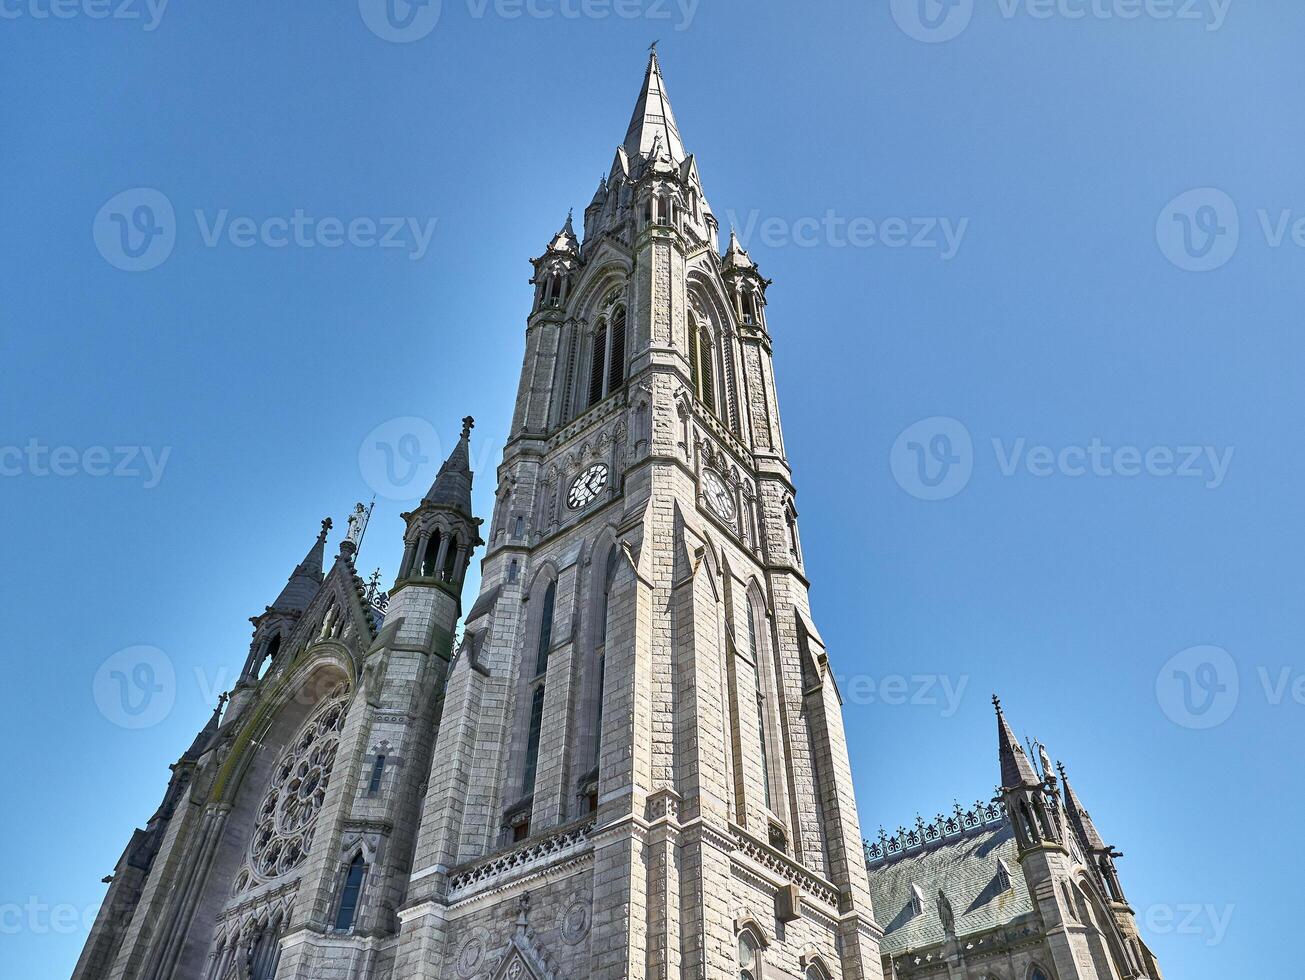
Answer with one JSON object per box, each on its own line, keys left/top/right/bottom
{"left": 909, "top": 884, "right": 926, "bottom": 917}
{"left": 996, "top": 857, "right": 1013, "bottom": 892}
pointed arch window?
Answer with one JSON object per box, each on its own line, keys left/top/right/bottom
{"left": 536, "top": 580, "right": 556, "bottom": 676}
{"left": 687, "top": 312, "right": 718, "bottom": 416}
{"left": 522, "top": 685, "right": 546, "bottom": 796}
{"left": 607, "top": 306, "right": 626, "bottom": 393}
{"left": 257, "top": 633, "right": 280, "bottom": 679}
{"left": 249, "top": 920, "right": 282, "bottom": 980}
{"left": 422, "top": 529, "right": 442, "bottom": 577}
{"left": 748, "top": 601, "right": 773, "bottom": 806}
{"left": 441, "top": 534, "right": 459, "bottom": 581}
{"left": 589, "top": 320, "right": 608, "bottom": 407}
{"left": 333, "top": 853, "right": 366, "bottom": 931}
{"left": 1030, "top": 969, "right": 1050, "bottom": 980}
{"left": 738, "top": 933, "right": 762, "bottom": 980}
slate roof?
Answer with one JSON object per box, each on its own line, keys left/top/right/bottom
{"left": 868, "top": 818, "right": 1035, "bottom": 956}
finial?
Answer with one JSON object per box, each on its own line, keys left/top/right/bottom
{"left": 649, "top": 39, "right": 659, "bottom": 53}
{"left": 319, "top": 517, "right": 332, "bottom": 539}
{"left": 1057, "top": 760, "right": 1068, "bottom": 782}
{"left": 460, "top": 416, "right": 475, "bottom": 439}
{"left": 992, "top": 693, "right": 1003, "bottom": 714}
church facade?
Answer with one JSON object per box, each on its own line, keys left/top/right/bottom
{"left": 74, "top": 53, "right": 1163, "bottom": 980}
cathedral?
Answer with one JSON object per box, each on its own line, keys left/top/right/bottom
{"left": 75, "top": 51, "right": 1164, "bottom": 980}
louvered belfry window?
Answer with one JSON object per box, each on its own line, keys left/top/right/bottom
{"left": 589, "top": 321, "right": 607, "bottom": 407}
{"left": 607, "top": 307, "right": 626, "bottom": 394}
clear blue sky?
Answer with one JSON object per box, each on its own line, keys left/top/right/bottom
{"left": 3, "top": 2, "right": 1299, "bottom": 977}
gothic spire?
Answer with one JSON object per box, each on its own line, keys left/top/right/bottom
{"left": 623, "top": 45, "right": 685, "bottom": 164}
{"left": 994, "top": 695, "right": 1040, "bottom": 789}
{"left": 723, "top": 229, "right": 755, "bottom": 271}
{"left": 1058, "top": 763, "right": 1108, "bottom": 851}
{"left": 423, "top": 417, "right": 475, "bottom": 517}
{"left": 546, "top": 210, "right": 579, "bottom": 254}
{"left": 271, "top": 518, "right": 330, "bottom": 612}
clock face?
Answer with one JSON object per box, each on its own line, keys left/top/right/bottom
{"left": 567, "top": 463, "right": 609, "bottom": 509}
{"left": 702, "top": 470, "right": 736, "bottom": 522}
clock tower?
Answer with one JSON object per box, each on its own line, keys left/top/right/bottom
{"left": 393, "top": 49, "right": 885, "bottom": 980}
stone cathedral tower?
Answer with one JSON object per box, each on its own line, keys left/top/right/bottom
{"left": 77, "top": 51, "right": 1162, "bottom": 980}
{"left": 389, "top": 46, "right": 883, "bottom": 980}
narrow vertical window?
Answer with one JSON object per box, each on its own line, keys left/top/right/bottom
{"left": 689, "top": 316, "right": 701, "bottom": 392}
{"left": 422, "top": 530, "right": 441, "bottom": 577}
{"left": 508, "top": 560, "right": 519, "bottom": 584}
{"left": 749, "top": 603, "right": 772, "bottom": 808}
{"left": 442, "top": 535, "right": 459, "bottom": 581}
{"left": 536, "top": 581, "right": 556, "bottom": 675}
{"left": 334, "top": 854, "right": 366, "bottom": 931}
{"left": 589, "top": 321, "right": 608, "bottom": 406}
{"left": 700, "top": 331, "right": 716, "bottom": 414}
{"left": 514, "top": 515, "right": 524, "bottom": 538}
{"left": 368, "top": 755, "right": 385, "bottom": 794}
{"left": 607, "top": 307, "right": 626, "bottom": 393}
{"left": 522, "top": 685, "right": 546, "bottom": 795}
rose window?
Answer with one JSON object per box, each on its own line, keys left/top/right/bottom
{"left": 241, "top": 687, "right": 349, "bottom": 888}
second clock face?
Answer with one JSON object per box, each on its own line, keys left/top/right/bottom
{"left": 568, "top": 463, "right": 609, "bottom": 509}
{"left": 702, "top": 470, "right": 736, "bottom": 522}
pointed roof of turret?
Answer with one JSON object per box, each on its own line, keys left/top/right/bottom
{"left": 423, "top": 417, "right": 475, "bottom": 517}
{"left": 182, "top": 693, "right": 228, "bottom": 760}
{"left": 546, "top": 211, "right": 579, "bottom": 253}
{"left": 270, "top": 518, "right": 330, "bottom": 612}
{"left": 623, "top": 45, "right": 686, "bottom": 164}
{"left": 1058, "top": 763, "right": 1108, "bottom": 851}
{"left": 994, "top": 696, "right": 1040, "bottom": 789}
{"left": 722, "top": 229, "right": 755, "bottom": 271}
